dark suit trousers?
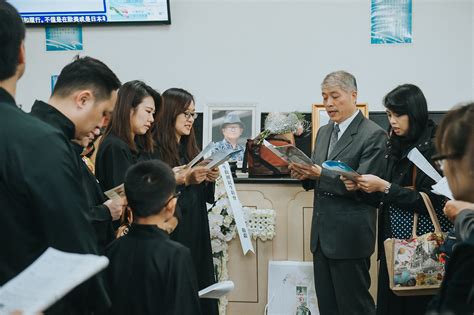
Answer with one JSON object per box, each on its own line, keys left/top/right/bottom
{"left": 313, "top": 244, "right": 375, "bottom": 315}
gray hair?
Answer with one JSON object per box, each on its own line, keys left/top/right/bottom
{"left": 321, "top": 70, "right": 357, "bottom": 92}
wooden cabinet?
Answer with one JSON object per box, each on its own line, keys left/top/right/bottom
{"left": 225, "top": 180, "right": 378, "bottom": 315}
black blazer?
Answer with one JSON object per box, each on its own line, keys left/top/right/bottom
{"left": 305, "top": 111, "right": 387, "bottom": 259}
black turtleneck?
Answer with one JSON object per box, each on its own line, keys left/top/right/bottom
{"left": 30, "top": 100, "right": 75, "bottom": 139}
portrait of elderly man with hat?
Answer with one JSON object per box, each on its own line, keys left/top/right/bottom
{"left": 213, "top": 112, "right": 245, "bottom": 161}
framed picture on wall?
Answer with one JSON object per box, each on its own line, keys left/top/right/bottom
{"left": 204, "top": 105, "right": 258, "bottom": 163}
{"left": 311, "top": 103, "right": 368, "bottom": 151}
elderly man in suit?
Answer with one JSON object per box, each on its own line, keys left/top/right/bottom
{"left": 289, "top": 71, "right": 387, "bottom": 315}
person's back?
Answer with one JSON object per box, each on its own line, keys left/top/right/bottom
{"left": 0, "top": 92, "right": 92, "bottom": 282}
{"left": 106, "top": 223, "right": 201, "bottom": 315}
{"left": 105, "top": 160, "right": 202, "bottom": 315}
{"left": 0, "top": 6, "right": 123, "bottom": 312}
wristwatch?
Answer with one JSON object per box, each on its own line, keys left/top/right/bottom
{"left": 384, "top": 183, "right": 392, "bottom": 194}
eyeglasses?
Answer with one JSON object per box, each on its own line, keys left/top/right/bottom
{"left": 224, "top": 126, "right": 242, "bottom": 131}
{"left": 432, "top": 153, "right": 462, "bottom": 172}
{"left": 183, "top": 111, "right": 198, "bottom": 120}
{"left": 156, "top": 191, "right": 181, "bottom": 211}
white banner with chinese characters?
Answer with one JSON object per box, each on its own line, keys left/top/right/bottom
{"left": 218, "top": 163, "right": 254, "bottom": 255}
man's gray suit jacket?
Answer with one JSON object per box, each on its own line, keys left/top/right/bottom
{"left": 304, "top": 111, "right": 387, "bottom": 259}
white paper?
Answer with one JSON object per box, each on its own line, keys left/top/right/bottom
{"left": 187, "top": 142, "right": 215, "bottom": 168}
{"left": 407, "top": 148, "right": 442, "bottom": 182}
{"left": 219, "top": 162, "right": 254, "bottom": 255}
{"left": 432, "top": 177, "right": 454, "bottom": 200}
{"left": 0, "top": 247, "right": 109, "bottom": 314}
{"left": 198, "top": 281, "right": 234, "bottom": 299}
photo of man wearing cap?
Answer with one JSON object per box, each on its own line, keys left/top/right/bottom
{"left": 213, "top": 112, "right": 245, "bottom": 162}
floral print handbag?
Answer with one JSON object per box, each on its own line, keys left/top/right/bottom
{"left": 384, "top": 192, "right": 447, "bottom": 296}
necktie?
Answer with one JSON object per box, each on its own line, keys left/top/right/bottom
{"left": 327, "top": 124, "right": 340, "bottom": 157}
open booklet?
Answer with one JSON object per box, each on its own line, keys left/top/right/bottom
{"left": 199, "top": 149, "right": 243, "bottom": 169}
{"left": 186, "top": 142, "right": 215, "bottom": 168}
{"left": 322, "top": 160, "right": 361, "bottom": 181}
{"left": 104, "top": 183, "right": 125, "bottom": 200}
{"left": 0, "top": 247, "right": 109, "bottom": 314}
{"left": 262, "top": 140, "right": 313, "bottom": 165}
{"left": 186, "top": 142, "right": 241, "bottom": 170}
{"left": 199, "top": 280, "right": 235, "bottom": 299}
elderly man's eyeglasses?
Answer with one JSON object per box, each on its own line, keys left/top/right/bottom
{"left": 224, "top": 126, "right": 241, "bottom": 131}
{"left": 432, "top": 153, "right": 462, "bottom": 172}
{"left": 183, "top": 111, "right": 198, "bottom": 120}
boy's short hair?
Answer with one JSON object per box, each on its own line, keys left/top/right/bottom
{"left": 52, "top": 55, "right": 121, "bottom": 101}
{"left": 124, "top": 160, "right": 176, "bottom": 218}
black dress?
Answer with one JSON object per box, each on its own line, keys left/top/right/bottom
{"left": 151, "top": 144, "right": 219, "bottom": 315}
{"left": 0, "top": 92, "right": 109, "bottom": 314}
{"left": 375, "top": 121, "right": 449, "bottom": 315}
{"left": 104, "top": 223, "right": 202, "bottom": 315}
{"left": 95, "top": 133, "right": 138, "bottom": 192}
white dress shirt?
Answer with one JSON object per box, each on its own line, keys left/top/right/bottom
{"left": 334, "top": 109, "right": 360, "bottom": 140}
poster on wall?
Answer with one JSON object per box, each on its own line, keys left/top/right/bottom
{"left": 267, "top": 261, "right": 319, "bottom": 315}
{"left": 45, "top": 25, "right": 83, "bottom": 51}
{"left": 371, "top": 0, "right": 412, "bottom": 44}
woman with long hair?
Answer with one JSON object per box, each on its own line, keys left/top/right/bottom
{"left": 96, "top": 80, "right": 160, "bottom": 192}
{"left": 342, "top": 84, "right": 451, "bottom": 315}
{"left": 152, "top": 88, "right": 219, "bottom": 315}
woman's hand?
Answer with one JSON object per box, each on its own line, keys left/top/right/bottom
{"left": 356, "top": 175, "right": 389, "bottom": 193}
{"left": 185, "top": 166, "right": 209, "bottom": 186}
{"left": 206, "top": 167, "right": 220, "bottom": 182}
{"left": 173, "top": 165, "right": 189, "bottom": 185}
{"left": 340, "top": 176, "right": 359, "bottom": 191}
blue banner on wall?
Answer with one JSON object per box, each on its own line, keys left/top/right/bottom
{"left": 45, "top": 25, "right": 83, "bottom": 51}
{"left": 371, "top": 0, "right": 412, "bottom": 44}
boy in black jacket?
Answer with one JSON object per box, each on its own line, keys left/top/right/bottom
{"left": 105, "top": 160, "right": 202, "bottom": 315}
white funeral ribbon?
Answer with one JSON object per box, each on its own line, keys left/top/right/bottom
{"left": 218, "top": 162, "right": 255, "bottom": 255}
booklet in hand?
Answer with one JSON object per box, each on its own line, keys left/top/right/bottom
{"left": 104, "top": 183, "right": 125, "bottom": 200}
{"left": 186, "top": 142, "right": 215, "bottom": 168}
{"left": 199, "top": 280, "right": 235, "bottom": 299}
{"left": 322, "top": 160, "right": 360, "bottom": 181}
{"left": 263, "top": 140, "right": 313, "bottom": 165}
{"left": 199, "top": 148, "right": 243, "bottom": 169}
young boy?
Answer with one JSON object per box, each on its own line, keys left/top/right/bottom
{"left": 105, "top": 160, "right": 202, "bottom": 314}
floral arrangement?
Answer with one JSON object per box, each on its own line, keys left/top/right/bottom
{"left": 208, "top": 175, "right": 276, "bottom": 315}
{"left": 256, "top": 112, "right": 309, "bottom": 143}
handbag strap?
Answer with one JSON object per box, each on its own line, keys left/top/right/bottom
{"left": 411, "top": 192, "right": 442, "bottom": 237}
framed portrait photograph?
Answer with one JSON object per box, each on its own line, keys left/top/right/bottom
{"left": 311, "top": 103, "right": 369, "bottom": 151}
{"left": 204, "top": 105, "right": 257, "bottom": 163}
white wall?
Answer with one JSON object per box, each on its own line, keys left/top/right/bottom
{"left": 17, "top": 0, "right": 473, "bottom": 113}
